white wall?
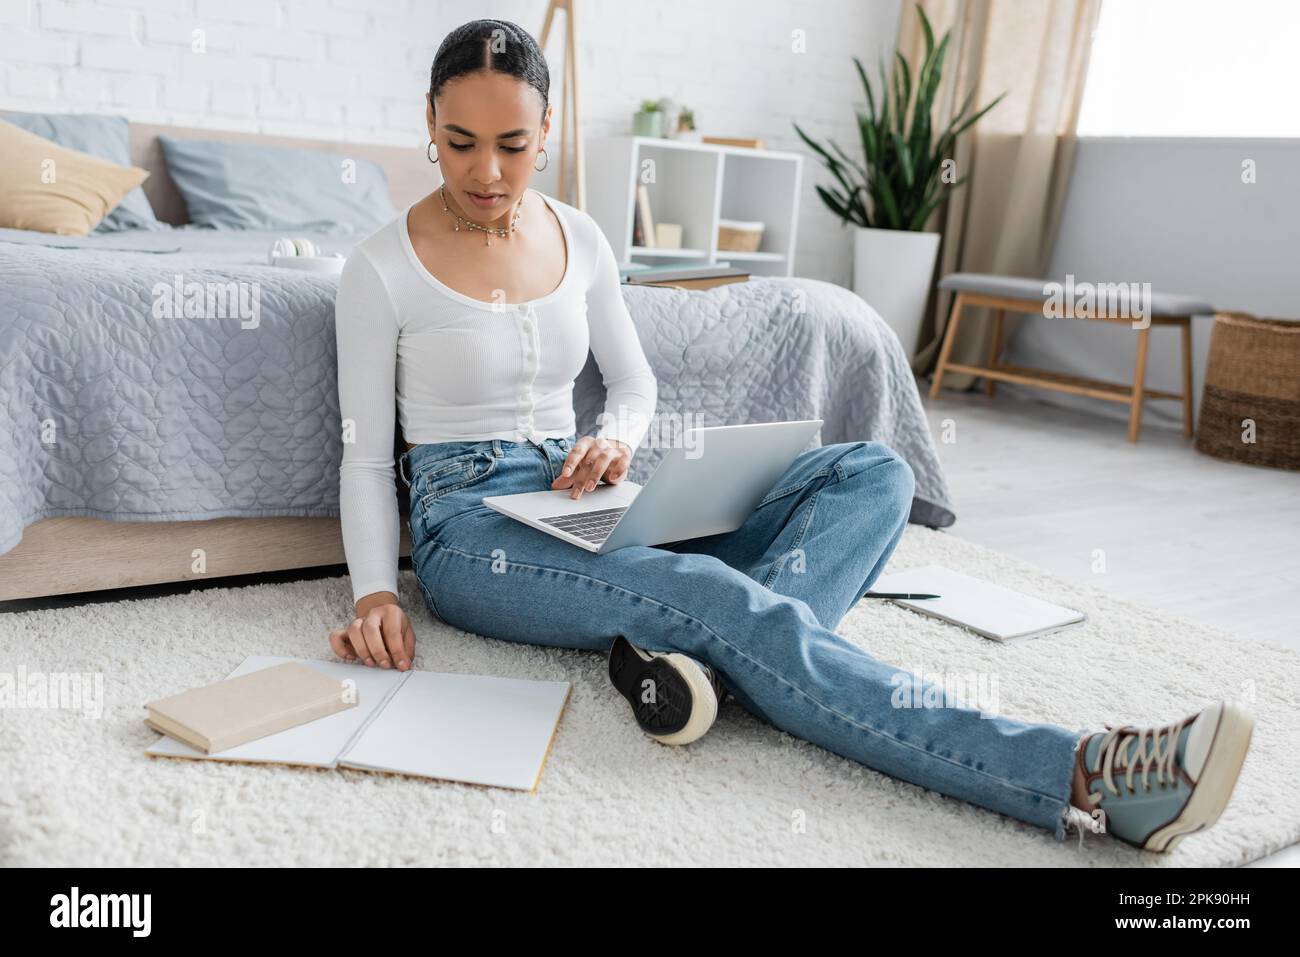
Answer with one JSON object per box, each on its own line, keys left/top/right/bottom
{"left": 0, "top": 0, "right": 901, "bottom": 283}
{"left": 1005, "top": 136, "right": 1300, "bottom": 430}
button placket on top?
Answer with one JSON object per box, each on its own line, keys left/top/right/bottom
{"left": 515, "top": 303, "right": 544, "bottom": 445}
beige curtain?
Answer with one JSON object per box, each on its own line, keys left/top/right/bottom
{"left": 899, "top": 0, "right": 1102, "bottom": 387}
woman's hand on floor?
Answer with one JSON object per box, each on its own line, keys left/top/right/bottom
{"left": 329, "top": 592, "right": 415, "bottom": 671}
{"left": 552, "top": 436, "right": 630, "bottom": 500}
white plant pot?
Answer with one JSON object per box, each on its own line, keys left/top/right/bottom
{"left": 852, "top": 226, "right": 941, "bottom": 356}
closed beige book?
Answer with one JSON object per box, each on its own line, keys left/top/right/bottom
{"left": 144, "top": 661, "right": 355, "bottom": 754}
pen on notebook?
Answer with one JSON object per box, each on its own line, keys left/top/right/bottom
{"left": 863, "top": 592, "right": 941, "bottom": 600}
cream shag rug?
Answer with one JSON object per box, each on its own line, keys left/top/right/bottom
{"left": 2, "top": 527, "right": 1296, "bottom": 867}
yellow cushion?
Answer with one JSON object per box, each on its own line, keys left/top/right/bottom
{"left": 0, "top": 118, "right": 149, "bottom": 236}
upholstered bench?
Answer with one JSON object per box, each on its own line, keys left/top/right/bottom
{"left": 929, "top": 273, "right": 1214, "bottom": 442}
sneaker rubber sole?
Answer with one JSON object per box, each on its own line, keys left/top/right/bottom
{"left": 1144, "top": 701, "right": 1255, "bottom": 853}
{"left": 608, "top": 635, "right": 719, "bottom": 746}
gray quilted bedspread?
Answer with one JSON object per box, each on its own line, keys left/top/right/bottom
{"left": 0, "top": 228, "right": 953, "bottom": 556}
{"left": 587, "top": 277, "right": 955, "bottom": 528}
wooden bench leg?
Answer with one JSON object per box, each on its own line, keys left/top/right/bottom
{"left": 985, "top": 308, "right": 1005, "bottom": 396}
{"left": 1180, "top": 318, "right": 1194, "bottom": 437}
{"left": 1128, "top": 326, "right": 1151, "bottom": 442}
{"left": 929, "top": 292, "right": 965, "bottom": 400}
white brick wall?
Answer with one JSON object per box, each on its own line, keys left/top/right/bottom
{"left": 0, "top": 0, "right": 901, "bottom": 283}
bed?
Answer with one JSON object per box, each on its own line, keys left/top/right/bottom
{"left": 0, "top": 119, "right": 954, "bottom": 602}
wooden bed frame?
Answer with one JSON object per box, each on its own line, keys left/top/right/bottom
{"left": 0, "top": 120, "right": 433, "bottom": 602}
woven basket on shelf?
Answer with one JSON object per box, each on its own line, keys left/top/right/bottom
{"left": 1194, "top": 311, "right": 1300, "bottom": 470}
{"left": 717, "top": 219, "right": 764, "bottom": 253}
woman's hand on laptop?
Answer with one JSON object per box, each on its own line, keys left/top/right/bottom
{"left": 552, "top": 436, "right": 630, "bottom": 500}
{"left": 329, "top": 591, "right": 415, "bottom": 671}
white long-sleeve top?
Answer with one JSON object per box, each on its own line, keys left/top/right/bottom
{"left": 334, "top": 190, "right": 658, "bottom": 604}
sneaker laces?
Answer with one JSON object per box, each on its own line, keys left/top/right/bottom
{"left": 1086, "top": 717, "right": 1187, "bottom": 808}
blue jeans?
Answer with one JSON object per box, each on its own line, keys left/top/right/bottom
{"left": 401, "top": 433, "right": 1082, "bottom": 840}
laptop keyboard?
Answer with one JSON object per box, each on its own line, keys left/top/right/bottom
{"left": 538, "top": 506, "right": 628, "bottom": 545}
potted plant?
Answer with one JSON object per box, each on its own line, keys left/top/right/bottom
{"left": 793, "top": 4, "right": 1003, "bottom": 354}
{"left": 632, "top": 100, "right": 664, "bottom": 138}
{"left": 676, "top": 106, "right": 701, "bottom": 142}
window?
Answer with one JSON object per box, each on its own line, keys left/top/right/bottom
{"left": 1077, "top": 0, "right": 1300, "bottom": 137}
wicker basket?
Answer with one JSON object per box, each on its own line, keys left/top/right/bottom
{"left": 717, "top": 218, "right": 764, "bottom": 253}
{"left": 1194, "top": 311, "right": 1300, "bottom": 470}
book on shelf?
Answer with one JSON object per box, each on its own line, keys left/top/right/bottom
{"left": 701, "top": 136, "right": 765, "bottom": 149}
{"left": 632, "top": 184, "right": 655, "bottom": 248}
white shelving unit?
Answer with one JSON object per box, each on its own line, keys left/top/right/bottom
{"left": 584, "top": 136, "right": 803, "bottom": 278}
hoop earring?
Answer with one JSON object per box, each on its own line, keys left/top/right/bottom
{"left": 534, "top": 148, "right": 548, "bottom": 172}
{"left": 426, "top": 141, "right": 438, "bottom": 165}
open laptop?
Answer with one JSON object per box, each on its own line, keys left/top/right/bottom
{"left": 482, "top": 419, "right": 824, "bottom": 553}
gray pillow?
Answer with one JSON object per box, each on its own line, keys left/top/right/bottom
{"left": 1, "top": 111, "right": 165, "bottom": 232}
{"left": 159, "top": 134, "right": 397, "bottom": 234}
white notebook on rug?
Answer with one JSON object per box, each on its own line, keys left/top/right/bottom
{"left": 871, "top": 565, "right": 1085, "bottom": 642}
{"left": 145, "top": 656, "right": 570, "bottom": 791}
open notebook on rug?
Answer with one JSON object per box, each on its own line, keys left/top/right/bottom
{"left": 871, "top": 565, "right": 1086, "bottom": 642}
{"left": 145, "top": 656, "right": 570, "bottom": 791}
